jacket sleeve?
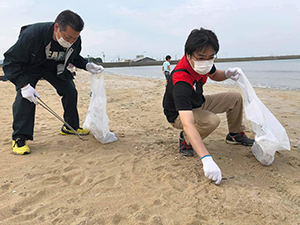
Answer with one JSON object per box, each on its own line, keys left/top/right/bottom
{"left": 2, "top": 33, "right": 34, "bottom": 89}
{"left": 73, "top": 54, "right": 88, "bottom": 70}
{"left": 72, "top": 40, "right": 88, "bottom": 70}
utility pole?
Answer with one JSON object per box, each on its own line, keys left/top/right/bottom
{"left": 102, "top": 52, "right": 105, "bottom": 62}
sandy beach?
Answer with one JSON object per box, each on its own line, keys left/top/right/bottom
{"left": 0, "top": 68, "right": 299, "bottom": 225}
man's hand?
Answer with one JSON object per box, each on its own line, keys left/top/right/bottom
{"left": 21, "top": 84, "right": 40, "bottom": 105}
{"left": 225, "top": 67, "right": 242, "bottom": 81}
{"left": 201, "top": 155, "right": 222, "bottom": 185}
{"left": 86, "top": 62, "right": 104, "bottom": 74}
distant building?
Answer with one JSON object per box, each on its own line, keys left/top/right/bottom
{"left": 136, "top": 54, "right": 144, "bottom": 59}
{"left": 133, "top": 56, "right": 156, "bottom": 63}
{"left": 121, "top": 59, "right": 131, "bottom": 62}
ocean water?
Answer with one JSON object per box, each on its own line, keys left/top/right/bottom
{"left": 106, "top": 59, "right": 300, "bottom": 90}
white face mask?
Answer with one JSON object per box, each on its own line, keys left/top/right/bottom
{"left": 192, "top": 59, "right": 214, "bottom": 75}
{"left": 56, "top": 32, "right": 72, "bottom": 48}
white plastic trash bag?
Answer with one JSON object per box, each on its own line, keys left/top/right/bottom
{"left": 83, "top": 72, "right": 117, "bottom": 144}
{"left": 237, "top": 71, "right": 290, "bottom": 165}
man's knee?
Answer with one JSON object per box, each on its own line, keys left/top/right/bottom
{"left": 230, "top": 91, "right": 243, "bottom": 102}
{"left": 57, "top": 84, "right": 77, "bottom": 98}
{"left": 195, "top": 113, "right": 220, "bottom": 133}
{"left": 207, "top": 113, "right": 220, "bottom": 131}
{"left": 67, "top": 87, "right": 77, "bottom": 97}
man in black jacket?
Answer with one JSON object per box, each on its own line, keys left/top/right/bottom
{"left": 3, "top": 10, "right": 104, "bottom": 155}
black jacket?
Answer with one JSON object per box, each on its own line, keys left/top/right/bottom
{"left": 3, "top": 22, "right": 88, "bottom": 89}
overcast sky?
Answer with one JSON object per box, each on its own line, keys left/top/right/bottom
{"left": 1, "top": 0, "right": 299, "bottom": 62}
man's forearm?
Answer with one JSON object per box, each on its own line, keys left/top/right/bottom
{"left": 209, "top": 70, "right": 226, "bottom": 81}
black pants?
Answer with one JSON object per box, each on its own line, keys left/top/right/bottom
{"left": 12, "top": 71, "right": 79, "bottom": 140}
{"left": 164, "top": 71, "right": 170, "bottom": 80}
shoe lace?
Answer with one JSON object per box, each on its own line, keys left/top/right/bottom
{"left": 14, "top": 138, "right": 26, "bottom": 147}
{"left": 181, "top": 140, "right": 187, "bottom": 146}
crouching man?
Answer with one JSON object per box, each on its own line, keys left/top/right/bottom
{"left": 162, "top": 28, "right": 254, "bottom": 184}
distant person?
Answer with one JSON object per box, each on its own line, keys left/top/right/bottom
{"left": 162, "top": 55, "right": 171, "bottom": 82}
{"left": 162, "top": 28, "right": 254, "bottom": 185}
{"left": 3, "top": 9, "right": 104, "bottom": 155}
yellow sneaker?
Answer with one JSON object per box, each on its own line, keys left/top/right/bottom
{"left": 12, "top": 139, "right": 31, "bottom": 155}
{"left": 60, "top": 125, "right": 90, "bottom": 136}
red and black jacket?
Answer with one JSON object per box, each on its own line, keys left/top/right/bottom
{"left": 162, "top": 55, "right": 216, "bottom": 123}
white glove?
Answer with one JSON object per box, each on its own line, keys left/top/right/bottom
{"left": 225, "top": 67, "right": 242, "bottom": 81}
{"left": 201, "top": 155, "right": 222, "bottom": 185}
{"left": 21, "top": 84, "right": 40, "bottom": 105}
{"left": 86, "top": 62, "right": 104, "bottom": 74}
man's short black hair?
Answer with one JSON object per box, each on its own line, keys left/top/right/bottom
{"left": 55, "top": 10, "right": 84, "bottom": 32}
{"left": 184, "top": 28, "right": 219, "bottom": 56}
{"left": 166, "top": 55, "right": 171, "bottom": 60}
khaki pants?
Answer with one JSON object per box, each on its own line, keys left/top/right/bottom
{"left": 171, "top": 92, "right": 245, "bottom": 144}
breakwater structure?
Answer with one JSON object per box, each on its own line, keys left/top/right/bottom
{"left": 1, "top": 55, "right": 299, "bottom": 69}
{"left": 100, "top": 54, "right": 300, "bottom": 68}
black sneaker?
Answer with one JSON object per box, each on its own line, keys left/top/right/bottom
{"left": 226, "top": 132, "right": 254, "bottom": 146}
{"left": 179, "top": 131, "right": 194, "bottom": 156}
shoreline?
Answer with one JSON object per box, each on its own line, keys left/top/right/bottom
{"left": 99, "top": 55, "right": 300, "bottom": 68}
{"left": 2, "top": 60, "right": 300, "bottom": 91}
{"left": 105, "top": 70, "right": 300, "bottom": 92}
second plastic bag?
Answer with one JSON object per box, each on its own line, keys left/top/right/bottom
{"left": 83, "top": 72, "right": 117, "bottom": 144}
{"left": 237, "top": 71, "right": 290, "bottom": 165}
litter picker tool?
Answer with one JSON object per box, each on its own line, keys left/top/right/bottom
{"left": 37, "top": 97, "right": 87, "bottom": 141}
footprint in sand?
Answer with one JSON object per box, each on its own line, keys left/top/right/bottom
{"left": 1, "top": 183, "right": 11, "bottom": 191}
{"left": 61, "top": 165, "right": 86, "bottom": 185}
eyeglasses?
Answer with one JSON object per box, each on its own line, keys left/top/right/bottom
{"left": 192, "top": 54, "right": 217, "bottom": 61}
